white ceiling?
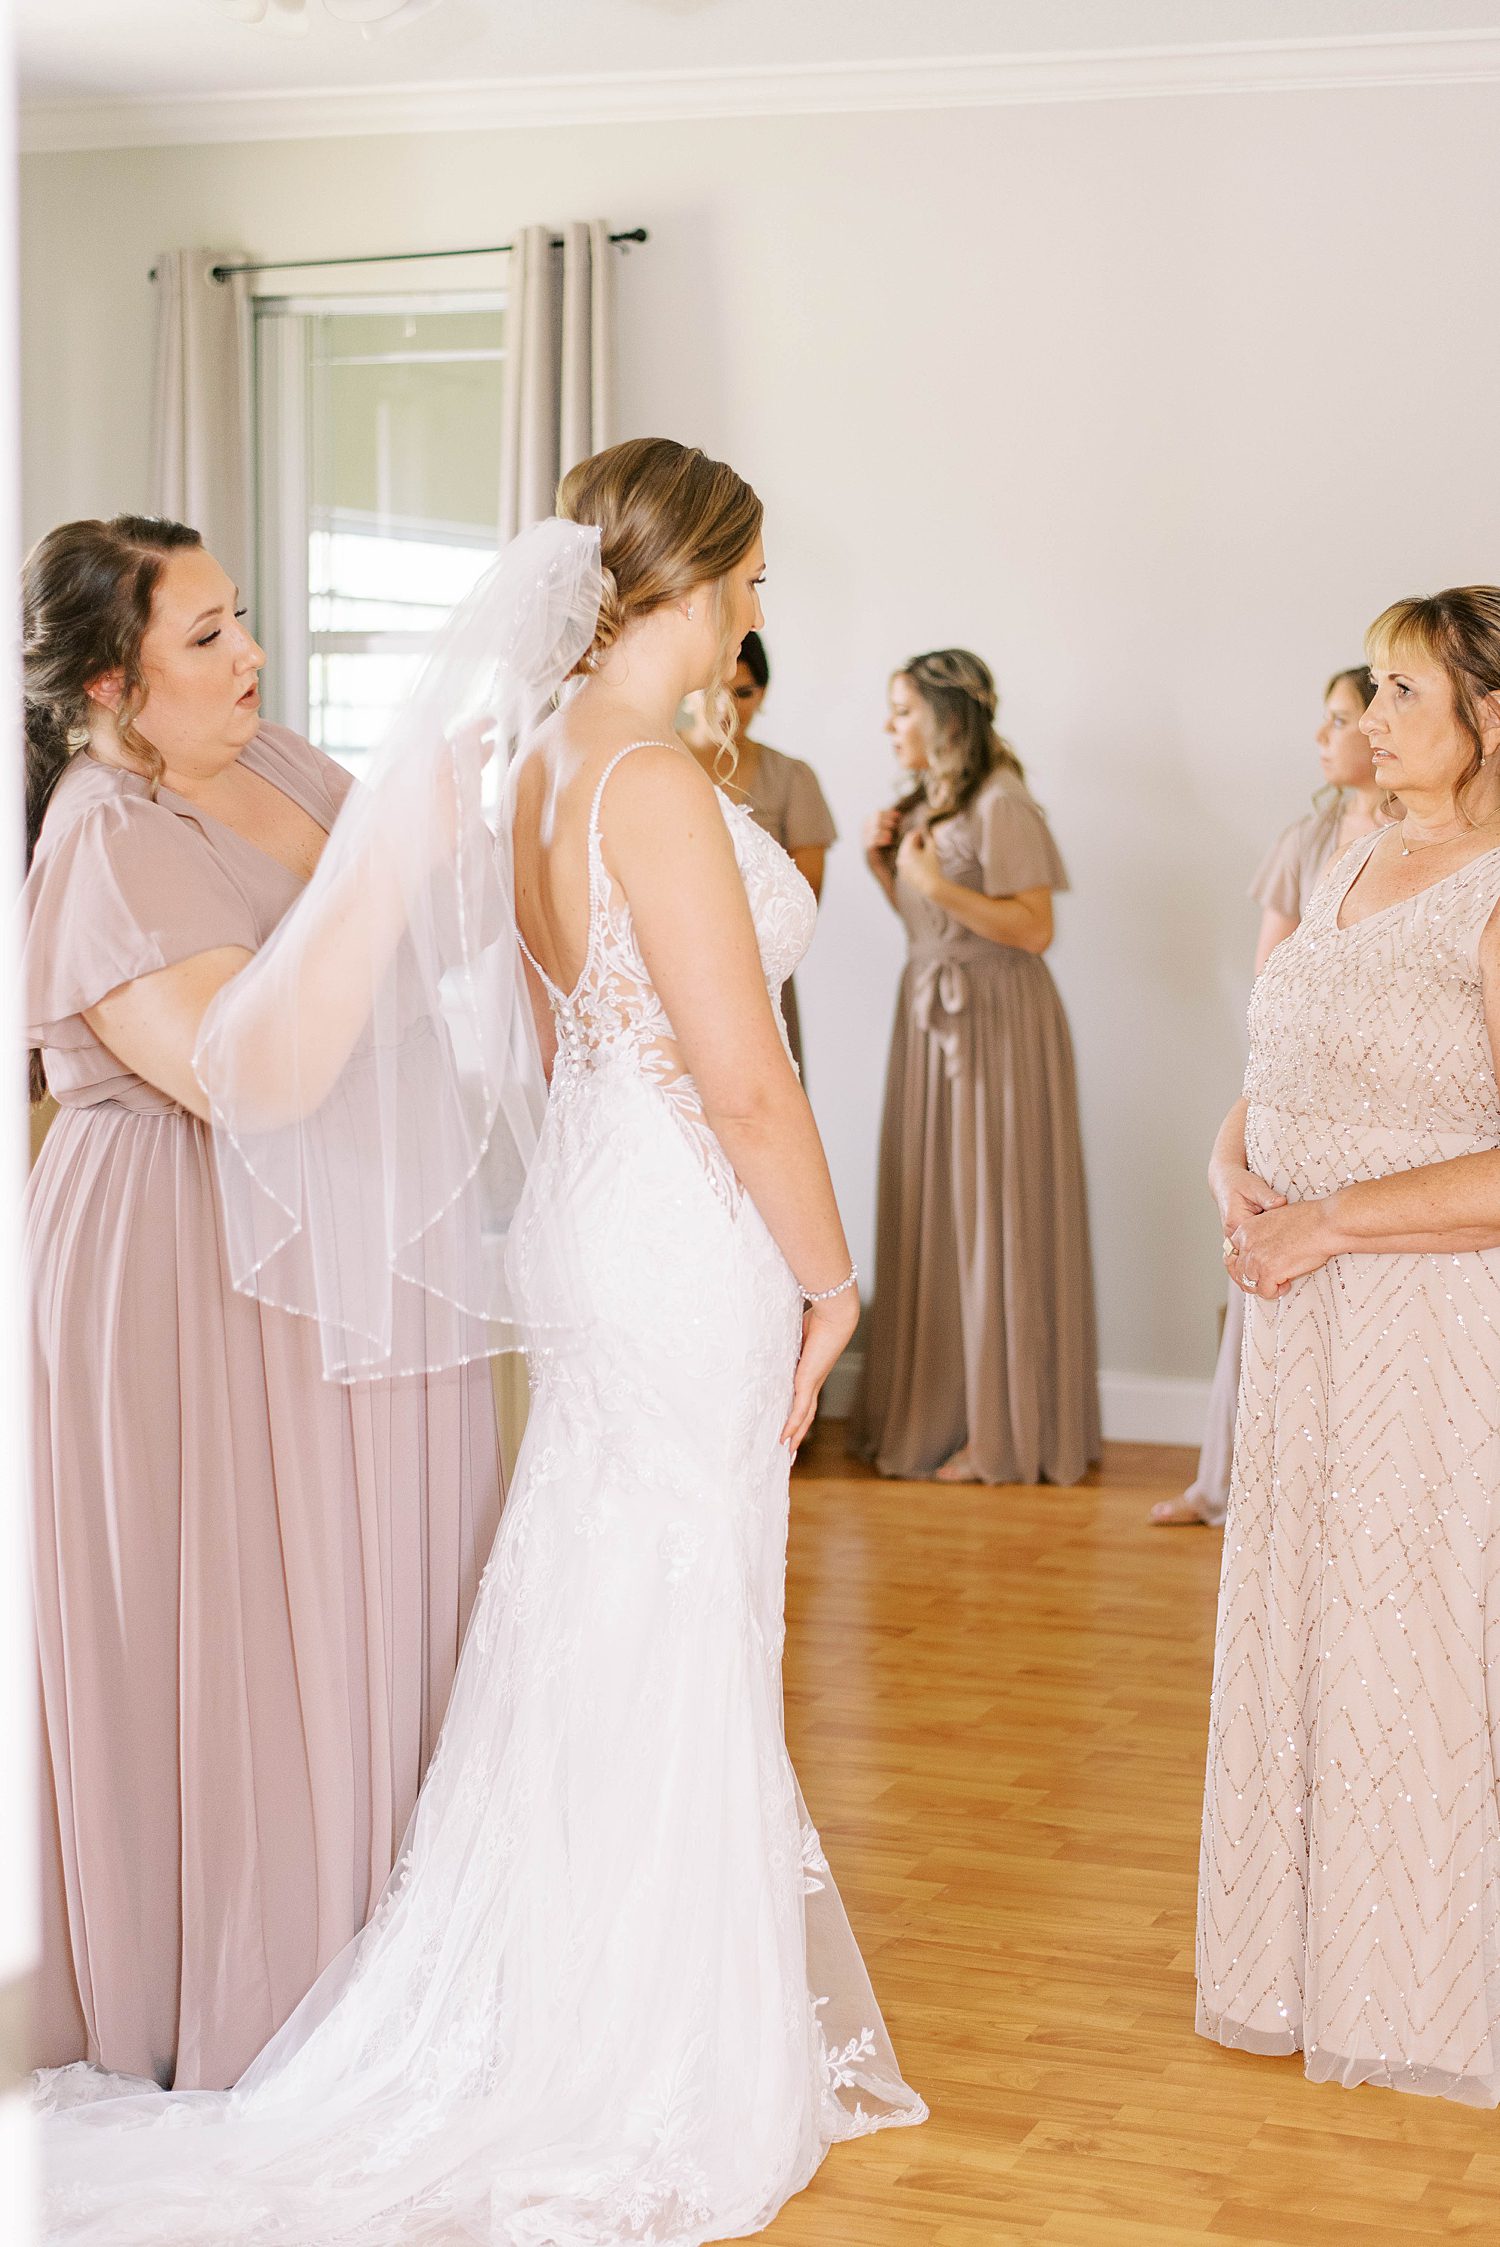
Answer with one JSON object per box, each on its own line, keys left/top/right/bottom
{"left": 19, "top": 0, "right": 1500, "bottom": 105}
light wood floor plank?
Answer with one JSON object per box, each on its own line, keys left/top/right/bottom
{"left": 758, "top": 1427, "right": 1500, "bottom": 2244}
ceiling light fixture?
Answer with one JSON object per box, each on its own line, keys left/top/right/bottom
{"left": 205, "top": 0, "right": 447, "bottom": 34}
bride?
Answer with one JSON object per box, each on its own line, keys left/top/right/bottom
{"left": 40, "top": 437, "right": 926, "bottom": 2244}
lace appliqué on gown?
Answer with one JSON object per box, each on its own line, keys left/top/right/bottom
{"left": 522, "top": 749, "right": 815, "bottom": 1217}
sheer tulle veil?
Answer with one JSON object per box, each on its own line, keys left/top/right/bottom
{"left": 193, "top": 516, "right": 605, "bottom": 1380}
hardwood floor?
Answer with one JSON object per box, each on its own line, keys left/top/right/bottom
{"left": 766, "top": 1427, "right": 1500, "bottom": 2247}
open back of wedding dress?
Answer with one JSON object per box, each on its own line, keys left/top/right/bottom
{"left": 41, "top": 526, "right": 925, "bottom": 2245}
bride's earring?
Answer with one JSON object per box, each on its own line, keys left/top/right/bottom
{"left": 686, "top": 604, "right": 696, "bottom": 621}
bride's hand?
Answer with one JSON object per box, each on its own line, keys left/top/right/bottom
{"left": 781, "top": 1290, "right": 860, "bottom": 1454}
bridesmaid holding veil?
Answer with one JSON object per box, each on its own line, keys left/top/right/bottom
{"left": 40, "top": 446, "right": 923, "bottom": 2245}
{"left": 1153, "top": 666, "right": 1382, "bottom": 1526}
{"left": 22, "top": 517, "right": 502, "bottom": 2089}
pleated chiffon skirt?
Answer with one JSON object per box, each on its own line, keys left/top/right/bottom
{"left": 28, "top": 1100, "right": 503, "bottom": 2090}
{"left": 851, "top": 944, "right": 1100, "bottom": 1485}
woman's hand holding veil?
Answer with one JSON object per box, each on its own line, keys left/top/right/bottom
{"left": 192, "top": 518, "right": 606, "bottom": 1382}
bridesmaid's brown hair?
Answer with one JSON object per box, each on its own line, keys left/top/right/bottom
{"left": 23, "top": 513, "right": 202, "bottom": 1100}
{"left": 1366, "top": 587, "right": 1500, "bottom": 822}
{"left": 889, "top": 648, "right": 1025, "bottom": 849}
{"left": 557, "top": 437, "right": 763, "bottom": 756}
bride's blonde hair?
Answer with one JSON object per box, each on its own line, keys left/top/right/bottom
{"left": 557, "top": 438, "right": 763, "bottom": 762}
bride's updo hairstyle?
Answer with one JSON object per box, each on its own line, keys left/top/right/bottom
{"left": 894, "top": 647, "right": 1025, "bottom": 832}
{"left": 556, "top": 436, "right": 763, "bottom": 756}
{"left": 1366, "top": 587, "right": 1500, "bottom": 823}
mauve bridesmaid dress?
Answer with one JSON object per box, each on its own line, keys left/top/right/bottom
{"left": 23, "top": 724, "right": 504, "bottom": 2091}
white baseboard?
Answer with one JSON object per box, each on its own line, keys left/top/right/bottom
{"left": 819, "top": 1351, "right": 1208, "bottom": 1449}
{"left": 1096, "top": 1372, "right": 1210, "bottom": 1448}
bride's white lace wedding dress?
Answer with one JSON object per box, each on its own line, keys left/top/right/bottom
{"left": 42, "top": 741, "right": 926, "bottom": 2246}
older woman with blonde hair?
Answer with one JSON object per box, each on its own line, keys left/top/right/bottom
{"left": 1199, "top": 584, "right": 1500, "bottom": 2103}
{"left": 850, "top": 649, "right": 1098, "bottom": 1485}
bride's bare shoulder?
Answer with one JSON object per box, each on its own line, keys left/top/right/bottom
{"left": 542, "top": 715, "right": 713, "bottom": 807}
{"left": 589, "top": 737, "right": 722, "bottom": 842}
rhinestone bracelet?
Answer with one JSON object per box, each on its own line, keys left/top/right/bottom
{"left": 803, "top": 1265, "right": 859, "bottom": 1304}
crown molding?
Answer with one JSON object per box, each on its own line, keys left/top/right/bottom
{"left": 21, "top": 30, "right": 1500, "bottom": 155}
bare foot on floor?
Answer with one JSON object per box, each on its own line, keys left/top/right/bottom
{"left": 935, "top": 1448, "right": 981, "bottom": 1483}
{"left": 1149, "top": 1493, "right": 1209, "bottom": 1526}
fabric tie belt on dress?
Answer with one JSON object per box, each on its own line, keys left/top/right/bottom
{"left": 908, "top": 937, "right": 1008, "bottom": 1081}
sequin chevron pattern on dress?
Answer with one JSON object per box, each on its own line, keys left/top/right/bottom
{"left": 1198, "top": 831, "right": 1500, "bottom": 2104}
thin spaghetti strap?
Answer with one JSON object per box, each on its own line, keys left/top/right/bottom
{"left": 514, "top": 920, "right": 556, "bottom": 995}
{"left": 588, "top": 740, "right": 680, "bottom": 840}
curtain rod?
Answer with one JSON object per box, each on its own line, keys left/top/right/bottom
{"left": 148, "top": 227, "right": 648, "bottom": 283}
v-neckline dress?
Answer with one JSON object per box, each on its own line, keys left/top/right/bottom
{"left": 1198, "top": 828, "right": 1500, "bottom": 2101}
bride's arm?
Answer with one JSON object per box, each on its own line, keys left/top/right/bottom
{"left": 603, "top": 745, "right": 858, "bottom": 1444}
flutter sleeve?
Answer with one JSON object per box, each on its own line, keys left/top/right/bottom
{"left": 977, "top": 782, "right": 1070, "bottom": 897}
{"left": 23, "top": 793, "right": 258, "bottom": 1046}
{"left": 1248, "top": 818, "right": 1307, "bottom": 920}
{"left": 782, "top": 757, "right": 838, "bottom": 852}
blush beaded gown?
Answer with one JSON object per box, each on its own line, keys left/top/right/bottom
{"left": 42, "top": 741, "right": 926, "bottom": 2244}
{"left": 1198, "top": 831, "right": 1500, "bottom": 2103}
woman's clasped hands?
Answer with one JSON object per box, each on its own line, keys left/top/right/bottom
{"left": 1213, "top": 1161, "right": 1340, "bottom": 1299}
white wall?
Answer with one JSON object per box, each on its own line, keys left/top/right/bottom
{"left": 19, "top": 79, "right": 1500, "bottom": 1425}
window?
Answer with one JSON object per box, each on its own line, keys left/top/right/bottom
{"left": 255, "top": 293, "right": 506, "bottom": 777}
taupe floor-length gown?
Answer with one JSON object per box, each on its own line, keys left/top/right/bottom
{"left": 24, "top": 725, "right": 503, "bottom": 2091}
{"left": 850, "top": 768, "right": 1099, "bottom": 1485}
{"left": 1184, "top": 796, "right": 1351, "bottom": 1526}
{"left": 1198, "top": 833, "right": 1500, "bottom": 2102}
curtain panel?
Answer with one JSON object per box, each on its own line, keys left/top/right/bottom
{"left": 499, "top": 220, "right": 615, "bottom": 540}
{"left": 148, "top": 250, "right": 255, "bottom": 588}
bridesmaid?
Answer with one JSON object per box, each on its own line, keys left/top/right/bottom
{"left": 22, "top": 516, "right": 503, "bottom": 2089}
{"left": 1152, "top": 667, "right": 1382, "bottom": 1525}
{"left": 687, "top": 630, "right": 837, "bottom": 1074}
{"left": 849, "top": 649, "right": 1099, "bottom": 1485}
{"left": 1200, "top": 585, "right": 1500, "bottom": 2101}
